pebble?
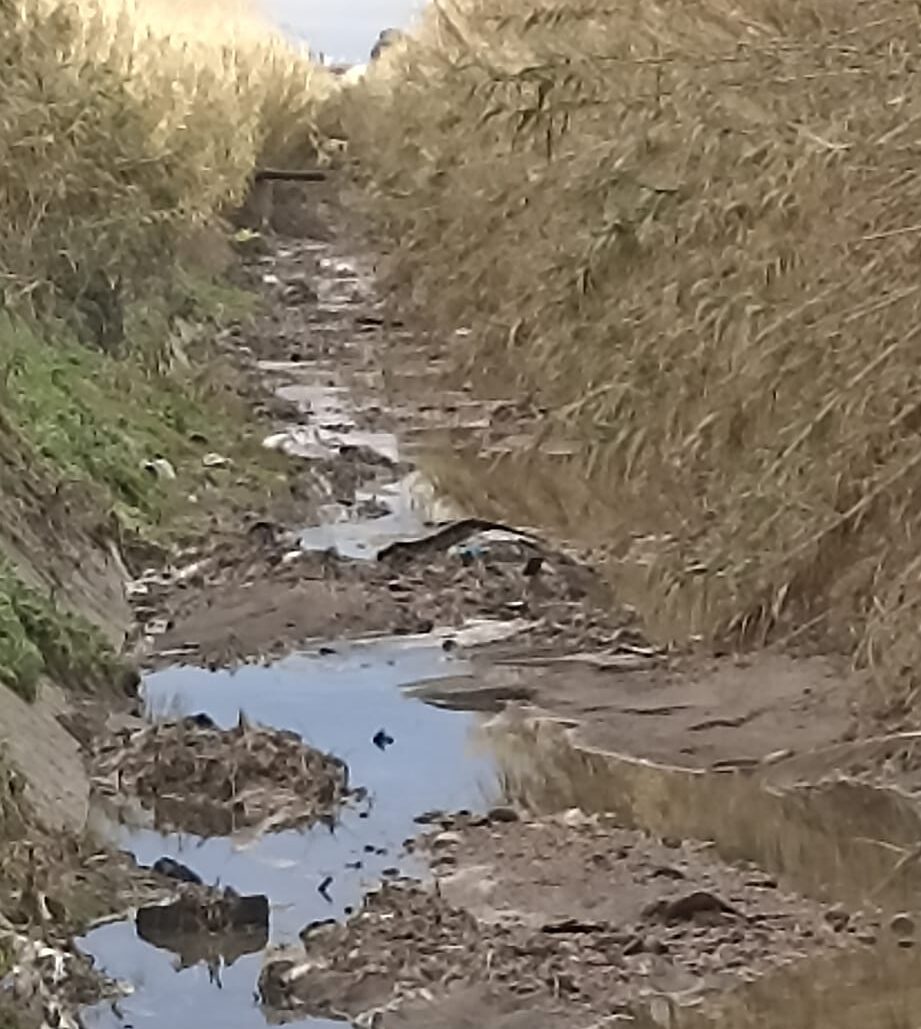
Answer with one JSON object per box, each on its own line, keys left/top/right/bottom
{"left": 487, "top": 806, "right": 520, "bottom": 824}
{"left": 414, "top": 810, "right": 445, "bottom": 825}
{"left": 430, "top": 831, "right": 462, "bottom": 850}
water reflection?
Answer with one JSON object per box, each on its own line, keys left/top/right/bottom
{"left": 486, "top": 717, "right": 921, "bottom": 915}
{"left": 482, "top": 718, "right": 921, "bottom": 1028}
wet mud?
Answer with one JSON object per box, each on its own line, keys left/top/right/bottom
{"left": 52, "top": 205, "right": 921, "bottom": 1029}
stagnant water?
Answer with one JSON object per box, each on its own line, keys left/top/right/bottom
{"left": 80, "top": 639, "right": 501, "bottom": 1028}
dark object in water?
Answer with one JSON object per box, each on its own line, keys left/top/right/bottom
{"left": 152, "top": 857, "right": 203, "bottom": 886}
{"left": 372, "top": 729, "right": 395, "bottom": 751}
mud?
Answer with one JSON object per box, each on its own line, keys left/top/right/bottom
{"left": 131, "top": 236, "right": 640, "bottom": 676}
{"left": 260, "top": 806, "right": 873, "bottom": 1026}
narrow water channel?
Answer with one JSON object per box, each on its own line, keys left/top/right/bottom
{"left": 74, "top": 230, "right": 921, "bottom": 1029}
{"left": 80, "top": 640, "right": 501, "bottom": 1028}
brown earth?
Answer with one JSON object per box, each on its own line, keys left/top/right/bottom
{"left": 259, "top": 806, "right": 880, "bottom": 1027}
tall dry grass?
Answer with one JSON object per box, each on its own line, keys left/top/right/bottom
{"left": 346, "top": 0, "right": 921, "bottom": 710}
{"left": 0, "top": 0, "right": 335, "bottom": 341}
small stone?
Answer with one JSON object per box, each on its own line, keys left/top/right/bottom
{"left": 487, "top": 806, "right": 520, "bottom": 824}
{"left": 430, "top": 832, "right": 462, "bottom": 850}
{"left": 856, "top": 931, "right": 877, "bottom": 946}
{"left": 414, "top": 810, "right": 445, "bottom": 825}
{"left": 661, "top": 836, "right": 682, "bottom": 849}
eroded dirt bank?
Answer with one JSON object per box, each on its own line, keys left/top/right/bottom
{"left": 5, "top": 192, "right": 921, "bottom": 1029}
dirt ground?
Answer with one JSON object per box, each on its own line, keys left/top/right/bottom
{"left": 259, "top": 806, "right": 880, "bottom": 1026}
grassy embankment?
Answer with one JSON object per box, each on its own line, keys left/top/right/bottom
{"left": 0, "top": 0, "right": 333, "bottom": 702}
{"left": 345, "top": 0, "right": 921, "bottom": 714}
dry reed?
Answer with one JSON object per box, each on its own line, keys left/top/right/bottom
{"left": 0, "top": 0, "right": 335, "bottom": 337}
{"left": 344, "top": 0, "right": 921, "bottom": 711}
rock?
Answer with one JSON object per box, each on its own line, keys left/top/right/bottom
{"left": 183, "top": 713, "right": 218, "bottom": 731}
{"left": 300, "top": 918, "right": 338, "bottom": 944}
{"left": 429, "top": 831, "right": 462, "bottom": 850}
{"left": 644, "top": 890, "right": 742, "bottom": 924}
{"left": 151, "top": 857, "right": 202, "bottom": 886}
{"left": 487, "top": 806, "right": 520, "bottom": 824}
{"left": 143, "top": 457, "right": 177, "bottom": 481}
{"left": 202, "top": 452, "right": 231, "bottom": 468}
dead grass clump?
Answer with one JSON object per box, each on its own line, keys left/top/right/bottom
{"left": 343, "top": 0, "right": 921, "bottom": 710}
{"left": 92, "top": 715, "right": 355, "bottom": 836}
{"left": 0, "top": 0, "right": 335, "bottom": 344}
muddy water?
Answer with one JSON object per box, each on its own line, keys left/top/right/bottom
{"left": 79, "top": 641, "right": 500, "bottom": 1028}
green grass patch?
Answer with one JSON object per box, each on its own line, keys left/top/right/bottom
{"left": 0, "top": 268, "right": 258, "bottom": 532}
{"left": 0, "top": 560, "right": 131, "bottom": 703}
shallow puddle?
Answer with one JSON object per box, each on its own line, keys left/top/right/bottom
{"left": 79, "top": 640, "right": 501, "bottom": 1028}
{"left": 488, "top": 718, "right": 921, "bottom": 914}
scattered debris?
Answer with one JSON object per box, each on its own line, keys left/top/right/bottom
{"left": 91, "top": 715, "right": 356, "bottom": 836}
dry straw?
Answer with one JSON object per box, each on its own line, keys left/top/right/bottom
{"left": 345, "top": 0, "right": 921, "bottom": 709}
{"left": 0, "top": 0, "right": 334, "bottom": 333}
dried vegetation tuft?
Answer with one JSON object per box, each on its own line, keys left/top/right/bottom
{"left": 345, "top": 0, "right": 921, "bottom": 713}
